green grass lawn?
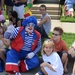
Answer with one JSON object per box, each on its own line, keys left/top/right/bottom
{"left": 60, "top": 16, "right": 75, "bottom": 22}
{"left": 60, "top": 5, "right": 75, "bottom": 22}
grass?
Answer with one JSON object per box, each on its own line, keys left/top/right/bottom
{"left": 60, "top": 16, "right": 75, "bottom": 22}
{"left": 60, "top": 5, "right": 75, "bottom": 22}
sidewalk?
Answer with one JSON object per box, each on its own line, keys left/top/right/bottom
{"left": 51, "top": 20, "right": 75, "bottom": 33}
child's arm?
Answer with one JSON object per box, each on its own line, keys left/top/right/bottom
{"left": 2, "top": 38, "right": 10, "bottom": 47}
{"left": 41, "top": 67, "right": 48, "bottom": 75}
{"left": 40, "top": 62, "right": 56, "bottom": 72}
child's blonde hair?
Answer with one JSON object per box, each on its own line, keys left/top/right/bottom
{"left": 41, "top": 39, "right": 55, "bottom": 55}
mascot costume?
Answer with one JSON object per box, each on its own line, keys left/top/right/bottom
{"left": 5, "top": 16, "right": 41, "bottom": 75}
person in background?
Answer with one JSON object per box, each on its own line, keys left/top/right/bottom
{"left": 0, "top": 0, "right": 4, "bottom": 14}
{"left": 68, "top": 41, "right": 75, "bottom": 75}
{"left": 35, "top": 4, "right": 51, "bottom": 39}
{"left": 35, "top": 39, "right": 63, "bottom": 75}
{"left": 5, "top": 16, "right": 41, "bottom": 75}
{"left": 0, "top": 14, "right": 7, "bottom": 32}
{"left": 64, "top": 0, "right": 74, "bottom": 17}
{"left": 0, "top": 26, "right": 10, "bottom": 72}
{"left": 4, "top": 0, "right": 13, "bottom": 16}
{"left": 72, "top": 62, "right": 75, "bottom": 75}
{"left": 13, "top": 0, "right": 27, "bottom": 19}
{"left": 4, "top": 18, "right": 15, "bottom": 39}
{"left": 52, "top": 27, "right": 68, "bottom": 73}
{"left": 8, "top": 11, "right": 21, "bottom": 28}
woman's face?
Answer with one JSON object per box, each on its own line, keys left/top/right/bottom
{"left": 43, "top": 45, "right": 53, "bottom": 56}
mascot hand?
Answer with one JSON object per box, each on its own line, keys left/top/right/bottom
{"left": 26, "top": 52, "right": 35, "bottom": 59}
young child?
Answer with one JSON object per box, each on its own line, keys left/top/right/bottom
{"left": 8, "top": 11, "right": 21, "bottom": 28}
{"left": 4, "top": 18, "right": 15, "bottom": 39}
{"left": 0, "top": 26, "right": 10, "bottom": 72}
{"left": 35, "top": 39, "right": 64, "bottom": 75}
{"left": 64, "top": 5, "right": 70, "bottom": 17}
{"left": 52, "top": 27, "right": 68, "bottom": 73}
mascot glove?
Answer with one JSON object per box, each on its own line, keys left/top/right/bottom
{"left": 27, "top": 52, "right": 35, "bottom": 59}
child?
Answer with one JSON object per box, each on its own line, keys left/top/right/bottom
{"left": 35, "top": 39, "right": 64, "bottom": 75}
{"left": 52, "top": 27, "right": 68, "bottom": 73}
{"left": 0, "top": 14, "right": 7, "bottom": 32}
{"left": 64, "top": 5, "right": 70, "bottom": 17}
{"left": 4, "top": 18, "right": 15, "bottom": 39}
{"left": 0, "top": 26, "right": 10, "bottom": 72}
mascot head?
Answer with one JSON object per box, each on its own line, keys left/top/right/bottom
{"left": 22, "top": 16, "right": 37, "bottom": 34}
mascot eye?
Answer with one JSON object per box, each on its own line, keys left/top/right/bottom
{"left": 26, "top": 23, "right": 35, "bottom": 28}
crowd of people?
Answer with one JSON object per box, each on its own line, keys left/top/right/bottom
{"left": 0, "top": 0, "right": 75, "bottom": 75}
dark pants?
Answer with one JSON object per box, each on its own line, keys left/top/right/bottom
{"left": 57, "top": 52, "right": 63, "bottom": 58}
{"left": 35, "top": 26, "right": 49, "bottom": 39}
{"left": 68, "top": 54, "right": 75, "bottom": 62}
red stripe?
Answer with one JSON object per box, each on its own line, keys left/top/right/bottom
{"left": 20, "top": 60, "right": 27, "bottom": 72}
{"left": 5, "top": 64, "right": 19, "bottom": 74}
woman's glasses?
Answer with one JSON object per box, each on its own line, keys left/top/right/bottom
{"left": 52, "top": 32, "right": 60, "bottom": 36}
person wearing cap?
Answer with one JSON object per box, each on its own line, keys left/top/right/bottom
{"left": 0, "top": 14, "right": 7, "bottom": 32}
{"left": 5, "top": 16, "right": 41, "bottom": 75}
